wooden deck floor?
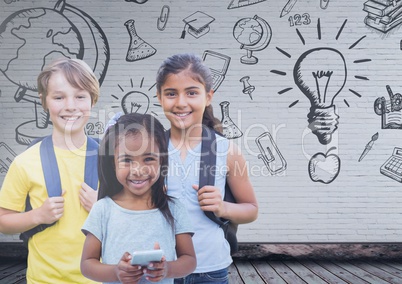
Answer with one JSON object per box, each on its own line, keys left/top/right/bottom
{"left": 2, "top": 258, "right": 402, "bottom": 284}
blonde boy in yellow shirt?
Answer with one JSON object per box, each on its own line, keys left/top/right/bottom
{"left": 0, "top": 58, "right": 100, "bottom": 283}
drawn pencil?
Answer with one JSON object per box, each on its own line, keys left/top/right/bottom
{"left": 280, "top": 0, "right": 298, "bottom": 18}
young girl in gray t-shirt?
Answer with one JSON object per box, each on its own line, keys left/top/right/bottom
{"left": 81, "top": 113, "right": 196, "bottom": 284}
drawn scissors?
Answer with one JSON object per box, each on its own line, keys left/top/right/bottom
{"left": 157, "top": 5, "right": 170, "bottom": 31}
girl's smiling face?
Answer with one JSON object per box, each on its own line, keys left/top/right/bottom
{"left": 114, "top": 131, "right": 160, "bottom": 200}
{"left": 158, "top": 70, "right": 213, "bottom": 132}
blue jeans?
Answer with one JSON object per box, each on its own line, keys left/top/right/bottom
{"left": 174, "top": 268, "right": 229, "bottom": 284}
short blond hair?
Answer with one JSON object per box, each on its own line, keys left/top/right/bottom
{"left": 37, "top": 58, "right": 100, "bottom": 110}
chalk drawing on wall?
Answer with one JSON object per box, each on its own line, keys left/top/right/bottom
{"left": 181, "top": 11, "right": 215, "bottom": 39}
{"left": 374, "top": 85, "right": 402, "bottom": 129}
{"left": 281, "top": 0, "right": 329, "bottom": 18}
{"left": 358, "top": 132, "right": 379, "bottom": 162}
{"left": 125, "top": 19, "right": 157, "bottom": 62}
{"left": 255, "top": 132, "right": 287, "bottom": 175}
{"left": 227, "top": 0, "right": 266, "bottom": 9}
{"left": 380, "top": 147, "right": 402, "bottom": 182}
{"left": 85, "top": 122, "right": 105, "bottom": 137}
{"left": 220, "top": 101, "right": 243, "bottom": 139}
{"left": 281, "top": 0, "right": 298, "bottom": 18}
{"left": 233, "top": 15, "right": 272, "bottom": 65}
{"left": 321, "top": 0, "right": 330, "bottom": 9}
{"left": 110, "top": 78, "right": 158, "bottom": 116}
{"left": 202, "top": 50, "right": 231, "bottom": 92}
{"left": 240, "top": 76, "right": 255, "bottom": 100}
{"left": 363, "top": 0, "right": 402, "bottom": 33}
{"left": 125, "top": 0, "right": 148, "bottom": 3}
{"left": 157, "top": 5, "right": 170, "bottom": 31}
{"left": 271, "top": 18, "right": 371, "bottom": 145}
{"left": 0, "top": 0, "right": 110, "bottom": 145}
{"left": 0, "top": 142, "right": 16, "bottom": 174}
{"left": 294, "top": 47, "right": 346, "bottom": 145}
{"left": 308, "top": 146, "right": 340, "bottom": 184}
{"left": 288, "top": 13, "right": 312, "bottom": 27}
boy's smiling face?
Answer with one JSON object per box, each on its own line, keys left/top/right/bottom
{"left": 43, "top": 71, "right": 92, "bottom": 138}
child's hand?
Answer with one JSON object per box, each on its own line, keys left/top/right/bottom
{"left": 115, "top": 252, "right": 144, "bottom": 284}
{"left": 36, "top": 190, "right": 66, "bottom": 224}
{"left": 79, "top": 182, "right": 98, "bottom": 212}
{"left": 193, "top": 184, "right": 225, "bottom": 217}
{"left": 143, "top": 256, "right": 168, "bottom": 282}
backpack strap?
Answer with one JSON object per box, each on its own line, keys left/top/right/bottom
{"left": 84, "top": 137, "right": 100, "bottom": 190}
{"left": 20, "top": 136, "right": 99, "bottom": 244}
{"left": 40, "top": 136, "right": 62, "bottom": 197}
{"left": 39, "top": 136, "right": 99, "bottom": 195}
{"left": 198, "top": 127, "right": 228, "bottom": 227}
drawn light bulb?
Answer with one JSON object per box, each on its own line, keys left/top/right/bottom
{"left": 293, "top": 47, "right": 347, "bottom": 145}
{"left": 121, "top": 91, "right": 150, "bottom": 114}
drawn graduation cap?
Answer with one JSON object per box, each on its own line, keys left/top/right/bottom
{"left": 181, "top": 11, "right": 215, "bottom": 39}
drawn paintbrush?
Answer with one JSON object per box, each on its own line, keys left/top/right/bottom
{"left": 358, "top": 132, "right": 379, "bottom": 162}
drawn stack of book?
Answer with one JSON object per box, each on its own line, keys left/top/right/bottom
{"left": 363, "top": 0, "right": 402, "bottom": 32}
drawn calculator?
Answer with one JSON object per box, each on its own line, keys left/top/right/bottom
{"left": 202, "top": 50, "right": 231, "bottom": 92}
{"left": 380, "top": 147, "right": 402, "bottom": 183}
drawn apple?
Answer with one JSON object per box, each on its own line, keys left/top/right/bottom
{"left": 308, "top": 146, "right": 340, "bottom": 184}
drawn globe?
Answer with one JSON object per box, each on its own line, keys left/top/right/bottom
{"left": 0, "top": 1, "right": 109, "bottom": 100}
{"left": 233, "top": 18, "right": 263, "bottom": 46}
{"left": 0, "top": 8, "right": 83, "bottom": 93}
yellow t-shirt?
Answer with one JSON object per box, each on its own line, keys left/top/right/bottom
{"left": 0, "top": 141, "right": 98, "bottom": 284}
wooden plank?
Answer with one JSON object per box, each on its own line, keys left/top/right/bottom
{"left": 352, "top": 260, "right": 402, "bottom": 284}
{"left": 0, "top": 263, "right": 26, "bottom": 281}
{"left": 269, "top": 260, "right": 306, "bottom": 284}
{"left": 229, "top": 263, "right": 244, "bottom": 284}
{"left": 252, "top": 260, "right": 287, "bottom": 284}
{"left": 380, "top": 261, "right": 402, "bottom": 271}
{"left": 319, "top": 260, "right": 370, "bottom": 284}
{"left": 0, "top": 261, "right": 19, "bottom": 272}
{"left": 370, "top": 260, "right": 402, "bottom": 279}
{"left": 298, "top": 260, "right": 348, "bottom": 284}
{"left": 234, "top": 259, "right": 265, "bottom": 284}
{"left": 284, "top": 260, "right": 328, "bottom": 284}
{"left": 333, "top": 261, "right": 391, "bottom": 284}
{"left": 0, "top": 265, "right": 26, "bottom": 284}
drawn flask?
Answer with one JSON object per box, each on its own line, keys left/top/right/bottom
{"left": 220, "top": 101, "right": 242, "bottom": 139}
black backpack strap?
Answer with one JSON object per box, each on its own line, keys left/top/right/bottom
{"left": 165, "top": 128, "right": 229, "bottom": 227}
{"left": 199, "top": 127, "right": 229, "bottom": 227}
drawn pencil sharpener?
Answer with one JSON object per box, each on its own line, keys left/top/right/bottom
{"left": 255, "top": 132, "right": 287, "bottom": 175}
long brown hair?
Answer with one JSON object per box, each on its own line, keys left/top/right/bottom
{"left": 156, "top": 53, "right": 222, "bottom": 133}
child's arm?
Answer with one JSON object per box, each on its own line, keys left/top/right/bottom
{"left": 143, "top": 234, "right": 196, "bottom": 282}
{"left": 196, "top": 142, "right": 258, "bottom": 224}
{"left": 81, "top": 233, "right": 144, "bottom": 283}
{"left": 0, "top": 194, "right": 65, "bottom": 234}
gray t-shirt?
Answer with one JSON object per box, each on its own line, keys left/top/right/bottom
{"left": 82, "top": 196, "right": 194, "bottom": 284}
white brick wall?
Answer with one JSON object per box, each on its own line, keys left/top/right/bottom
{"left": 1, "top": 0, "right": 401, "bottom": 243}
